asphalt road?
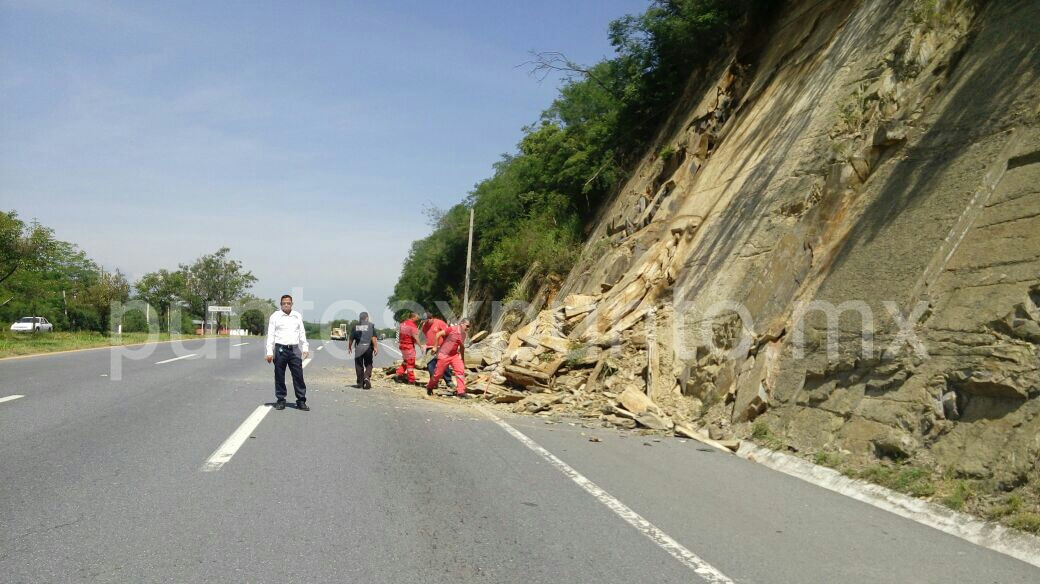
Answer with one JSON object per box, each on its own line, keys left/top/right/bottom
{"left": 1, "top": 338, "right": 1037, "bottom": 583}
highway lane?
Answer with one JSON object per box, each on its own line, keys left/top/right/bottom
{"left": 1, "top": 339, "right": 1037, "bottom": 582}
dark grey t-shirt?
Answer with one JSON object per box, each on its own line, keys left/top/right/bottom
{"left": 351, "top": 321, "right": 376, "bottom": 353}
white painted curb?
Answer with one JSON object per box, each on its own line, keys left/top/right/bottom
{"left": 736, "top": 442, "right": 1040, "bottom": 568}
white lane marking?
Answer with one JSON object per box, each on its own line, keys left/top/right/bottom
{"left": 155, "top": 354, "right": 196, "bottom": 364}
{"left": 201, "top": 405, "right": 272, "bottom": 472}
{"left": 232, "top": 342, "right": 249, "bottom": 347}
{"left": 303, "top": 358, "right": 312, "bottom": 368}
{"left": 478, "top": 406, "right": 734, "bottom": 584}
{"left": 316, "top": 346, "right": 324, "bottom": 352}
{"left": 380, "top": 343, "right": 402, "bottom": 356}
{"left": 0, "top": 394, "right": 25, "bottom": 404}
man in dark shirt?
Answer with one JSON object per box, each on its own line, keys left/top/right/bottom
{"left": 348, "top": 312, "right": 379, "bottom": 389}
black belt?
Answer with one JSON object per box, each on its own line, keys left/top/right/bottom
{"left": 276, "top": 343, "right": 298, "bottom": 348}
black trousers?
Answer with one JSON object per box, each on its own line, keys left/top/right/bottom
{"left": 274, "top": 344, "right": 306, "bottom": 402}
{"left": 354, "top": 345, "right": 374, "bottom": 383}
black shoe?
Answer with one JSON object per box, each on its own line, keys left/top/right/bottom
{"left": 274, "top": 400, "right": 286, "bottom": 410}
{"left": 426, "top": 387, "right": 433, "bottom": 396}
{"left": 455, "top": 392, "right": 470, "bottom": 399}
{"left": 363, "top": 379, "right": 371, "bottom": 390}
{"left": 297, "top": 401, "right": 310, "bottom": 411}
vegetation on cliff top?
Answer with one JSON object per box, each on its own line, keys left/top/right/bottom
{"left": 389, "top": 0, "right": 777, "bottom": 318}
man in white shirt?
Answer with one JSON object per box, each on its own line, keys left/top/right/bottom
{"left": 265, "top": 294, "right": 310, "bottom": 410}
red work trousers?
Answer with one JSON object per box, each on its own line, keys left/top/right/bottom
{"left": 427, "top": 353, "right": 465, "bottom": 394}
{"left": 395, "top": 348, "right": 416, "bottom": 382}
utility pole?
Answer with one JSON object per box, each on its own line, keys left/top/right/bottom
{"left": 463, "top": 207, "right": 474, "bottom": 319}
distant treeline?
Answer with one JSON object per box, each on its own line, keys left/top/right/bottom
{"left": 1, "top": 210, "right": 272, "bottom": 334}
{"left": 389, "top": 0, "right": 778, "bottom": 319}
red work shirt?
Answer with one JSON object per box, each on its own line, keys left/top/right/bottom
{"left": 399, "top": 319, "right": 420, "bottom": 351}
{"left": 437, "top": 325, "right": 466, "bottom": 358}
{"left": 421, "top": 318, "right": 449, "bottom": 350}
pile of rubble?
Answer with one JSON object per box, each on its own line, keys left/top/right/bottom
{"left": 379, "top": 293, "right": 739, "bottom": 452}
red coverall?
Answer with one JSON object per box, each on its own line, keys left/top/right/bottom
{"left": 395, "top": 318, "right": 421, "bottom": 382}
{"left": 421, "top": 318, "right": 448, "bottom": 352}
{"left": 427, "top": 325, "right": 466, "bottom": 395}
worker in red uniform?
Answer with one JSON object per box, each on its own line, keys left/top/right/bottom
{"left": 420, "top": 314, "right": 455, "bottom": 391}
{"left": 426, "top": 318, "right": 470, "bottom": 397}
{"left": 395, "top": 312, "right": 422, "bottom": 384}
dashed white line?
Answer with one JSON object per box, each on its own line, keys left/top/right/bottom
{"left": 232, "top": 342, "right": 249, "bottom": 347}
{"left": 478, "top": 406, "right": 734, "bottom": 584}
{"left": 155, "top": 354, "right": 196, "bottom": 364}
{"left": 201, "top": 405, "right": 272, "bottom": 472}
{"left": 380, "top": 343, "right": 402, "bottom": 356}
{"left": 0, "top": 394, "right": 25, "bottom": 404}
{"left": 302, "top": 358, "right": 312, "bottom": 368}
{"left": 316, "top": 346, "right": 324, "bottom": 352}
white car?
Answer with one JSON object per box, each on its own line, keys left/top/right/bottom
{"left": 10, "top": 316, "right": 53, "bottom": 333}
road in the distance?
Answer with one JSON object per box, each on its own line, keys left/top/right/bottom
{"left": 1, "top": 338, "right": 1036, "bottom": 583}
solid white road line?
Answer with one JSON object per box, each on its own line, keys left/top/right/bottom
{"left": 201, "top": 405, "right": 272, "bottom": 472}
{"left": 381, "top": 343, "right": 402, "bottom": 356}
{"left": 0, "top": 394, "right": 25, "bottom": 404}
{"left": 155, "top": 354, "right": 196, "bottom": 364}
{"left": 478, "top": 406, "right": 734, "bottom": 584}
{"left": 302, "top": 358, "right": 312, "bottom": 368}
{"left": 232, "top": 342, "right": 249, "bottom": 347}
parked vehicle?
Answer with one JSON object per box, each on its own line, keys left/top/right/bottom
{"left": 330, "top": 325, "right": 348, "bottom": 341}
{"left": 10, "top": 316, "right": 54, "bottom": 333}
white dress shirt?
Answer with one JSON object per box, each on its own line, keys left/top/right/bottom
{"left": 265, "top": 309, "right": 309, "bottom": 356}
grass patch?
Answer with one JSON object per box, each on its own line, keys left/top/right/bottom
{"left": 750, "top": 420, "right": 784, "bottom": 450}
{"left": 0, "top": 331, "right": 221, "bottom": 358}
{"left": 986, "top": 494, "right": 1024, "bottom": 519}
{"left": 853, "top": 463, "right": 936, "bottom": 497}
{"left": 1006, "top": 512, "right": 1040, "bottom": 534}
{"left": 814, "top": 451, "right": 843, "bottom": 469}
{"left": 940, "top": 480, "right": 976, "bottom": 511}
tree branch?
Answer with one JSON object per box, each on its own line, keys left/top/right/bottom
{"left": 520, "top": 51, "right": 622, "bottom": 101}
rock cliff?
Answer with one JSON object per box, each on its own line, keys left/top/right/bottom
{"left": 448, "top": 0, "right": 1040, "bottom": 527}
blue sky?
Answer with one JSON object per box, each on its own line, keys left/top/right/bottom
{"left": 1, "top": 0, "right": 649, "bottom": 325}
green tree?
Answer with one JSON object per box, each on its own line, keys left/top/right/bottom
{"left": 80, "top": 269, "right": 131, "bottom": 332}
{"left": 389, "top": 0, "right": 778, "bottom": 319}
{"left": 0, "top": 211, "right": 57, "bottom": 287}
{"left": 134, "top": 269, "right": 186, "bottom": 332}
{"left": 236, "top": 295, "right": 276, "bottom": 336}
{"left": 178, "top": 247, "right": 258, "bottom": 327}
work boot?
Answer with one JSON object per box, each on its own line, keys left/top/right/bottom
{"left": 297, "top": 401, "right": 310, "bottom": 411}
{"left": 274, "top": 400, "right": 286, "bottom": 410}
{"left": 363, "top": 379, "right": 371, "bottom": 390}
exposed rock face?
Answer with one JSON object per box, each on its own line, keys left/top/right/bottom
{"left": 550, "top": 0, "right": 1040, "bottom": 484}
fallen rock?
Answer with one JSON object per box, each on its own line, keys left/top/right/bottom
{"left": 502, "top": 365, "right": 552, "bottom": 388}
{"left": 488, "top": 391, "right": 525, "bottom": 404}
{"left": 602, "top": 414, "right": 637, "bottom": 429}
{"left": 539, "top": 336, "right": 571, "bottom": 354}
{"left": 635, "top": 412, "right": 674, "bottom": 431}
{"left": 618, "top": 385, "right": 660, "bottom": 416}
{"left": 510, "top": 347, "right": 536, "bottom": 364}
{"left": 540, "top": 357, "right": 566, "bottom": 377}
